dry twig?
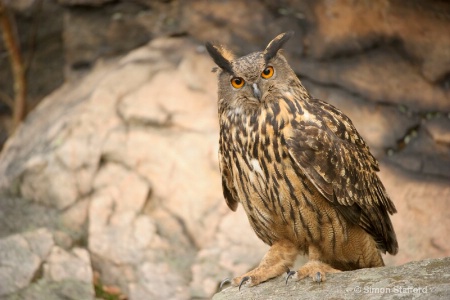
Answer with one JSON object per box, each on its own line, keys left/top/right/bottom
{"left": 0, "top": 0, "right": 27, "bottom": 133}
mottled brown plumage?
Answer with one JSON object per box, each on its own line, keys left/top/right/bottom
{"left": 206, "top": 32, "right": 398, "bottom": 288}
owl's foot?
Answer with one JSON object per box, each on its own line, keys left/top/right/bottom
{"left": 218, "top": 266, "right": 285, "bottom": 290}
{"left": 285, "top": 260, "right": 341, "bottom": 284}
{"left": 232, "top": 274, "right": 264, "bottom": 290}
{"left": 223, "top": 240, "right": 298, "bottom": 290}
{"left": 225, "top": 262, "right": 289, "bottom": 290}
{"left": 218, "top": 276, "right": 253, "bottom": 290}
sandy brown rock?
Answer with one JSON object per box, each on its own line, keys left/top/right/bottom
{"left": 424, "top": 117, "right": 450, "bottom": 145}
{"left": 379, "top": 162, "right": 450, "bottom": 266}
{"left": 190, "top": 209, "right": 270, "bottom": 298}
{"left": 294, "top": 49, "right": 450, "bottom": 111}
{"left": 182, "top": 0, "right": 304, "bottom": 56}
{"left": 302, "top": 0, "right": 450, "bottom": 82}
{"left": 63, "top": 2, "right": 150, "bottom": 79}
{"left": 388, "top": 126, "right": 450, "bottom": 178}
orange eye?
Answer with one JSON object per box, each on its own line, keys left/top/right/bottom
{"left": 231, "top": 77, "right": 245, "bottom": 89}
{"left": 261, "top": 66, "right": 274, "bottom": 79}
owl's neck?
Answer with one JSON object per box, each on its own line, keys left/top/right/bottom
{"left": 220, "top": 97, "right": 306, "bottom": 141}
{"left": 220, "top": 89, "right": 310, "bottom": 126}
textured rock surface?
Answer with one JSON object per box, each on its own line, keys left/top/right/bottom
{"left": 3, "top": 280, "right": 94, "bottom": 300}
{"left": 213, "top": 257, "right": 450, "bottom": 300}
{"left": 43, "top": 246, "right": 93, "bottom": 284}
{"left": 0, "top": 0, "right": 449, "bottom": 299}
{"left": 0, "top": 229, "right": 53, "bottom": 296}
{"left": 0, "top": 228, "right": 95, "bottom": 299}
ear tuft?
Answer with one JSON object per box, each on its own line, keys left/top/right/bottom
{"left": 205, "top": 42, "right": 235, "bottom": 74}
{"left": 263, "top": 31, "right": 294, "bottom": 62}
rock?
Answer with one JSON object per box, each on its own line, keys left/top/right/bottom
{"left": 0, "top": 60, "right": 118, "bottom": 197}
{"left": 294, "top": 49, "right": 450, "bottom": 111}
{"left": 424, "top": 116, "right": 450, "bottom": 145}
{"left": 0, "top": 229, "right": 95, "bottom": 300}
{"left": 379, "top": 162, "right": 450, "bottom": 266}
{"left": 5, "top": 0, "right": 37, "bottom": 12}
{"left": 43, "top": 246, "right": 93, "bottom": 284}
{"left": 6, "top": 279, "right": 95, "bottom": 300}
{"left": 88, "top": 162, "right": 154, "bottom": 269}
{"left": 0, "top": 228, "right": 53, "bottom": 296}
{"left": 63, "top": 2, "right": 151, "bottom": 79}
{"left": 0, "top": 193, "right": 88, "bottom": 249}
{"left": 182, "top": 0, "right": 304, "bottom": 56}
{"left": 129, "top": 262, "right": 189, "bottom": 300}
{"left": 58, "top": 0, "right": 114, "bottom": 6}
{"left": 387, "top": 126, "right": 450, "bottom": 178}
{"left": 189, "top": 209, "right": 270, "bottom": 298}
{"left": 213, "top": 257, "right": 450, "bottom": 300}
{"left": 0, "top": 196, "right": 57, "bottom": 238}
{"left": 300, "top": 0, "right": 450, "bottom": 83}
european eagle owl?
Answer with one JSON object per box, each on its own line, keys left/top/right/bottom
{"left": 206, "top": 32, "right": 398, "bottom": 289}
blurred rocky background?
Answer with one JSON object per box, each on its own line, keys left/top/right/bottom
{"left": 0, "top": 0, "right": 449, "bottom": 299}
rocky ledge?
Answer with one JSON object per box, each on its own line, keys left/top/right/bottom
{"left": 214, "top": 257, "right": 450, "bottom": 300}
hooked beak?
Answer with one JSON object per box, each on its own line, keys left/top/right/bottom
{"left": 252, "top": 83, "right": 261, "bottom": 101}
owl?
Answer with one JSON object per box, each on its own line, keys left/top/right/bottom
{"left": 206, "top": 32, "right": 398, "bottom": 289}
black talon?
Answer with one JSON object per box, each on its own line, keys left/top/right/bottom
{"left": 238, "top": 276, "right": 250, "bottom": 291}
{"left": 315, "top": 272, "right": 321, "bottom": 283}
{"left": 220, "top": 278, "right": 231, "bottom": 290}
{"left": 285, "top": 269, "right": 296, "bottom": 285}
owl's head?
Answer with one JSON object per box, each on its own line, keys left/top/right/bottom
{"left": 206, "top": 32, "right": 299, "bottom": 114}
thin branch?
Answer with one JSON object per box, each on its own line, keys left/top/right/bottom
{"left": 0, "top": 0, "right": 27, "bottom": 133}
